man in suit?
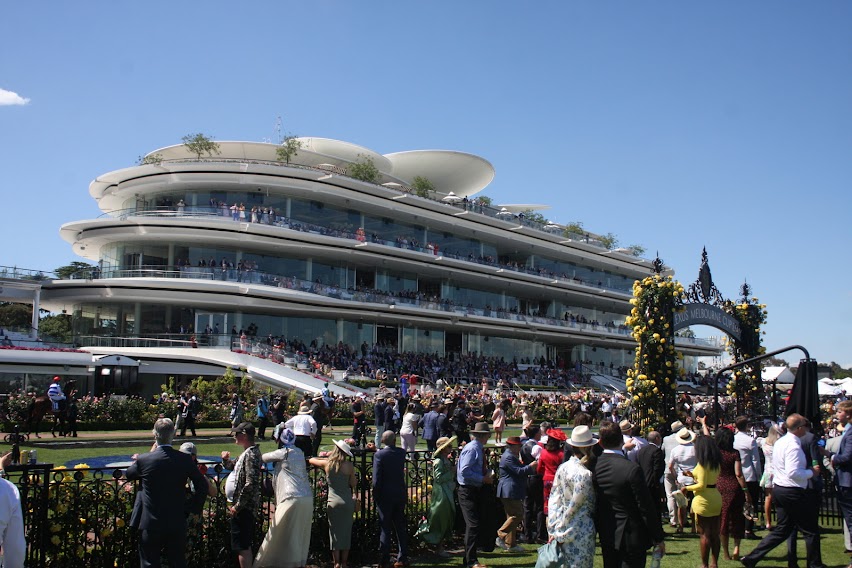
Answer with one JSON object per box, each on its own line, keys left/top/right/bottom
{"left": 421, "top": 401, "right": 441, "bottom": 452}
{"left": 126, "top": 418, "right": 208, "bottom": 568}
{"left": 831, "top": 401, "right": 852, "bottom": 568}
{"left": 496, "top": 436, "right": 538, "bottom": 551}
{"left": 594, "top": 420, "right": 665, "bottom": 568}
{"left": 373, "top": 430, "right": 409, "bottom": 568}
{"left": 636, "top": 431, "right": 665, "bottom": 527}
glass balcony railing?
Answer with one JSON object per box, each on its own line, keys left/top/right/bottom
{"left": 71, "top": 264, "right": 636, "bottom": 339}
{"left": 96, "top": 206, "right": 634, "bottom": 295}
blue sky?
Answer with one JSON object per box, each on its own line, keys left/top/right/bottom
{"left": 1, "top": 2, "right": 850, "bottom": 366}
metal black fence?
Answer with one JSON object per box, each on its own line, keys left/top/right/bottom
{"left": 3, "top": 444, "right": 843, "bottom": 567}
{"left": 3, "top": 447, "right": 500, "bottom": 568}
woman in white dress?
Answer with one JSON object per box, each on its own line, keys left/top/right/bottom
{"left": 760, "top": 424, "right": 781, "bottom": 530}
{"left": 546, "top": 425, "right": 597, "bottom": 568}
{"left": 400, "top": 403, "right": 421, "bottom": 452}
{"left": 254, "top": 427, "right": 313, "bottom": 568}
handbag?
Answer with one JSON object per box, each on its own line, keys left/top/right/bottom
{"left": 534, "top": 539, "right": 564, "bottom": 568}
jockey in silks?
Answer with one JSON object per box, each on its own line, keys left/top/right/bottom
{"left": 47, "top": 376, "right": 66, "bottom": 411}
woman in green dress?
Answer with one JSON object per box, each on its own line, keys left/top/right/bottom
{"left": 309, "top": 440, "right": 357, "bottom": 568}
{"left": 416, "top": 435, "right": 457, "bottom": 557}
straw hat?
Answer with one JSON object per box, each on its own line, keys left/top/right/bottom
{"left": 297, "top": 404, "right": 312, "bottom": 415}
{"left": 568, "top": 425, "right": 598, "bottom": 447}
{"left": 677, "top": 428, "right": 697, "bottom": 445}
{"left": 619, "top": 420, "right": 634, "bottom": 433}
{"left": 435, "top": 436, "right": 457, "bottom": 454}
{"left": 670, "top": 420, "right": 684, "bottom": 433}
{"left": 333, "top": 439, "right": 353, "bottom": 457}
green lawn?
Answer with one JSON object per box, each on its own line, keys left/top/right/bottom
{"left": 412, "top": 524, "right": 849, "bottom": 567}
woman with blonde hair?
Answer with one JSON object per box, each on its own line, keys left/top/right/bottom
{"left": 309, "top": 440, "right": 357, "bottom": 568}
{"left": 760, "top": 424, "right": 782, "bottom": 530}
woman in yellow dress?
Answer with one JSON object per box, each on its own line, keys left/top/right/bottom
{"left": 682, "top": 435, "right": 722, "bottom": 568}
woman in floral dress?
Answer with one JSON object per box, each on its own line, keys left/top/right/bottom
{"left": 546, "top": 425, "right": 597, "bottom": 568}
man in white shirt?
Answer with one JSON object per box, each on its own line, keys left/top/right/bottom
{"left": 284, "top": 404, "right": 318, "bottom": 457}
{"left": 734, "top": 416, "right": 763, "bottom": 537}
{"left": 0, "top": 451, "right": 26, "bottom": 568}
{"left": 662, "top": 421, "right": 685, "bottom": 526}
{"left": 741, "top": 413, "right": 825, "bottom": 568}
{"left": 620, "top": 419, "right": 647, "bottom": 463}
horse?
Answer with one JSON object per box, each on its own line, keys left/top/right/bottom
{"left": 25, "top": 380, "right": 76, "bottom": 438}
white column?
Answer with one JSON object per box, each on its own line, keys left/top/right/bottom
{"left": 31, "top": 289, "right": 40, "bottom": 336}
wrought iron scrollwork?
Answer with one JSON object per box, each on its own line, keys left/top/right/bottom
{"left": 684, "top": 247, "right": 726, "bottom": 306}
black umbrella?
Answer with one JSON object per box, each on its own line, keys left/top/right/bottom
{"left": 785, "top": 358, "right": 820, "bottom": 432}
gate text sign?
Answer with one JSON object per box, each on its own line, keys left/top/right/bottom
{"left": 674, "top": 303, "right": 742, "bottom": 341}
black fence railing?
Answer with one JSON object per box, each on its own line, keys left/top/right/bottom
{"left": 2, "top": 444, "right": 842, "bottom": 567}
{"left": 2, "top": 447, "right": 503, "bottom": 568}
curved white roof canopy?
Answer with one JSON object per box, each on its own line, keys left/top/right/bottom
{"left": 384, "top": 150, "right": 495, "bottom": 197}
{"left": 135, "top": 139, "right": 495, "bottom": 197}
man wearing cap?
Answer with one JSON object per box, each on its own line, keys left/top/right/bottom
{"left": 373, "top": 431, "right": 409, "bottom": 568}
{"left": 662, "top": 421, "right": 685, "bottom": 527}
{"left": 351, "top": 394, "right": 367, "bottom": 447}
{"left": 456, "top": 421, "right": 494, "bottom": 568}
{"left": 221, "top": 422, "right": 261, "bottom": 568}
{"left": 496, "top": 436, "right": 538, "bottom": 552}
{"left": 374, "top": 396, "right": 388, "bottom": 448}
{"left": 594, "top": 420, "right": 665, "bottom": 568}
{"left": 285, "top": 404, "right": 318, "bottom": 457}
{"left": 126, "top": 418, "right": 208, "bottom": 568}
{"left": 255, "top": 395, "right": 270, "bottom": 441}
{"left": 47, "top": 376, "right": 66, "bottom": 411}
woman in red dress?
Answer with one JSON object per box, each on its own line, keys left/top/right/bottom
{"left": 537, "top": 428, "right": 566, "bottom": 515}
{"left": 714, "top": 427, "right": 752, "bottom": 561}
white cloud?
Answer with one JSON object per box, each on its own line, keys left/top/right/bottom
{"left": 0, "top": 88, "right": 30, "bottom": 106}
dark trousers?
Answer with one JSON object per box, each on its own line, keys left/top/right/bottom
{"left": 353, "top": 421, "right": 365, "bottom": 446}
{"left": 294, "top": 435, "right": 313, "bottom": 457}
{"left": 257, "top": 414, "right": 269, "bottom": 439}
{"left": 787, "top": 486, "right": 823, "bottom": 567}
{"left": 312, "top": 427, "right": 323, "bottom": 455}
{"left": 524, "top": 475, "right": 546, "bottom": 542}
{"left": 180, "top": 415, "right": 196, "bottom": 437}
{"left": 139, "top": 528, "right": 186, "bottom": 568}
{"left": 425, "top": 437, "right": 438, "bottom": 452}
{"left": 742, "top": 485, "right": 823, "bottom": 568}
{"left": 458, "top": 485, "right": 484, "bottom": 567}
{"left": 745, "top": 480, "right": 760, "bottom": 532}
{"left": 601, "top": 544, "right": 647, "bottom": 568}
{"left": 377, "top": 496, "right": 408, "bottom": 563}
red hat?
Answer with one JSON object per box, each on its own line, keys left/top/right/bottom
{"left": 546, "top": 428, "right": 567, "bottom": 442}
{"left": 52, "top": 376, "right": 61, "bottom": 382}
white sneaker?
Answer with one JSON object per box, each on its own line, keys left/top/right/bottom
{"left": 495, "top": 536, "right": 509, "bottom": 551}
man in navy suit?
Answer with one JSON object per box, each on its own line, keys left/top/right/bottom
{"left": 594, "top": 420, "right": 665, "bottom": 568}
{"left": 496, "top": 436, "right": 538, "bottom": 551}
{"left": 373, "top": 430, "right": 409, "bottom": 568}
{"left": 832, "top": 400, "right": 852, "bottom": 567}
{"left": 421, "top": 401, "right": 441, "bottom": 452}
{"left": 126, "top": 417, "right": 208, "bottom": 568}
